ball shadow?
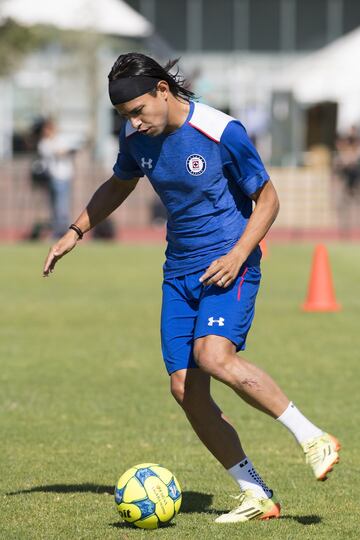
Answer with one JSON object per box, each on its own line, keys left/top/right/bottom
{"left": 180, "top": 490, "right": 217, "bottom": 514}
{"left": 6, "top": 483, "right": 114, "bottom": 496}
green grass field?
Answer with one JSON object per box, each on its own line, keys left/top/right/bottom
{"left": 0, "top": 242, "right": 359, "bottom": 539}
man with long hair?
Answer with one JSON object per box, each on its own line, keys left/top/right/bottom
{"left": 43, "top": 53, "right": 340, "bottom": 523}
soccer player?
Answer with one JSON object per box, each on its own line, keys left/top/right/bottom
{"left": 43, "top": 53, "right": 340, "bottom": 523}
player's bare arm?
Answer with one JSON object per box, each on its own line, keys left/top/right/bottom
{"left": 43, "top": 175, "right": 139, "bottom": 276}
{"left": 200, "top": 180, "right": 279, "bottom": 287}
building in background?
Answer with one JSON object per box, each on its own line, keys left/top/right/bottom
{"left": 2, "top": 0, "right": 360, "bottom": 165}
{"left": 127, "top": 0, "right": 360, "bottom": 53}
{"left": 126, "top": 0, "right": 360, "bottom": 166}
{"left": 1, "top": 0, "right": 360, "bottom": 238}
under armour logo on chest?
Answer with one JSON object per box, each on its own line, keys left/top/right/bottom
{"left": 141, "top": 157, "right": 153, "bottom": 169}
{"left": 208, "top": 317, "right": 225, "bottom": 327}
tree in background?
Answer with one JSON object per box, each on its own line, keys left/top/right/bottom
{"left": 0, "top": 15, "right": 58, "bottom": 76}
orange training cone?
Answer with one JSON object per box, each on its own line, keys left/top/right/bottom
{"left": 260, "top": 239, "right": 268, "bottom": 259}
{"left": 302, "top": 244, "right": 341, "bottom": 312}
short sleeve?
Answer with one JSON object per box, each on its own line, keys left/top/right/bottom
{"left": 113, "top": 126, "right": 143, "bottom": 180}
{"left": 220, "top": 120, "right": 269, "bottom": 197}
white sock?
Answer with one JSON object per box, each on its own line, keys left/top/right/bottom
{"left": 277, "top": 402, "right": 323, "bottom": 445}
{"left": 228, "top": 457, "right": 272, "bottom": 499}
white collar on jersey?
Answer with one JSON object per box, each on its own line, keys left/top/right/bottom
{"left": 125, "top": 101, "right": 236, "bottom": 142}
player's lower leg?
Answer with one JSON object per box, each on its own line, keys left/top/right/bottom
{"left": 170, "top": 368, "right": 246, "bottom": 468}
{"left": 193, "top": 335, "right": 340, "bottom": 479}
{"left": 277, "top": 402, "right": 341, "bottom": 479}
{"left": 170, "top": 368, "right": 281, "bottom": 522}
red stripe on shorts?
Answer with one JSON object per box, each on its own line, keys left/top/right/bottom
{"left": 237, "top": 267, "right": 248, "bottom": 301}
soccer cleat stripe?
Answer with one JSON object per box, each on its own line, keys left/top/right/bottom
{"left": 235, "top": 506, "right": 255, "bottom": 515}
{"left": 245, "top": 510, "right": 263, "bottom": 519}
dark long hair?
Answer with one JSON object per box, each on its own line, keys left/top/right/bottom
{"left": 108, "top": 53, "right": 196, "bottom": 102}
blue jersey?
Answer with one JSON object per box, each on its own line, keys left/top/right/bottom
{"left": 113, "top": 101, "right": 270, "bottom": 278}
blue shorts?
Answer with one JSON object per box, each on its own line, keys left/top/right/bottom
{"left": 160, "top": 265, "right": 261, "bottom": 374}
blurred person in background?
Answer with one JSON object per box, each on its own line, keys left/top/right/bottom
{"left": 27, "top": 118, "right": 52, "bottom": 240}
{"left": 334, "top": 127, "right": 360, "bottom": 196}
{"left": 37, "top": 118, "right": 76, "bottom": 238}
{"left": 333, "top": 126, "right": 360, "bottom": 231}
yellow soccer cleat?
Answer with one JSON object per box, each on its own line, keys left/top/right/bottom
{"left": 215, "top": 490, "right": 281, "bottom": 524}
{"left": 302, "top": 433, "right": 341, "bottom": 480}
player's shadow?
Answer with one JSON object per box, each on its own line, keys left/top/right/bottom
{"left": 280, "top": 515, "right": 322, "bottom": 525}
{"left": 6, "top": 485, "right": 322, "bottom": 525}
{"left": 7, "top": 486, "right": 212, "bottom": 509}
{"left": 7, "top": 485, "right": 216, "bottom": 514}
{"left": 6, "top": 483, "right": 114, "bottom": 496}
{"left": 6, "top": 485, "right": 212, "bottom": 512}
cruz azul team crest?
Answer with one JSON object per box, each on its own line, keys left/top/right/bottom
{"left": 186, "top": 154, "right": 206, "bottom": 176}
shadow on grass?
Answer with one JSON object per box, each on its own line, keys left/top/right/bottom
{"left": 110, "top": 514, "right": 323, "bottom": 528}
{"left": 280, "top": 515, "right": 322, "bottom": 525}
{"left": 7, "top": 485, "right": 321, "bottom": 525}
{"left": 6, "top": 485, "right": 215, "bottom": 513}
{"left": 7, "top": 483, "right": 114, "bottom": 496}
{"left": 110, "top": 521, "right": 176, "bottom": 530}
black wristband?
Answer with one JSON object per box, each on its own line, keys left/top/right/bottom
{"left": 69, "top": 224, "right": 84, "bottom": 240}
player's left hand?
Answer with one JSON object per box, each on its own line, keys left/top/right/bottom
{"left": 199, "top": 248, "right": 246, "bottom": 288}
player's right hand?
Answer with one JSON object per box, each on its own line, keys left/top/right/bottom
{"left": 43, "top": 230, "right": 79, "bottom": 276}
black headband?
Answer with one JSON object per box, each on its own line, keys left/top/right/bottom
{"left": 108, "top": 76, "right": 160, "bottom": 106}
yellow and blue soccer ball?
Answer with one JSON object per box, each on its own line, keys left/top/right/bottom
{"left": 114, "top": 463, "right": 182, "bottom": 529}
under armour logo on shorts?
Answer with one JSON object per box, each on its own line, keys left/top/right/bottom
{"left": 208, "top": 317, "right": 225, "bottom": 327}
{"left": 141, "top": 157, "right": 153, "bottom": 169}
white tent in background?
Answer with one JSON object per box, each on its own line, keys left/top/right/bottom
{"left": 0, "top": 0, "right": 152, "bottom": 38}
{"left": 276, "top": 27, "right": 360, "bottom": 130}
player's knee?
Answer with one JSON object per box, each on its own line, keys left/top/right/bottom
{"left": 170, "top": 381, "right": 197, "bottom": 414}
{"left": 170, "top": 370, "right": 208, "bottom": 415}
{"left": 193, "top": 341, "right": 223, "bottom": 375}
{"left": 170, "top": 374, "right": 186, "bottom": 405}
